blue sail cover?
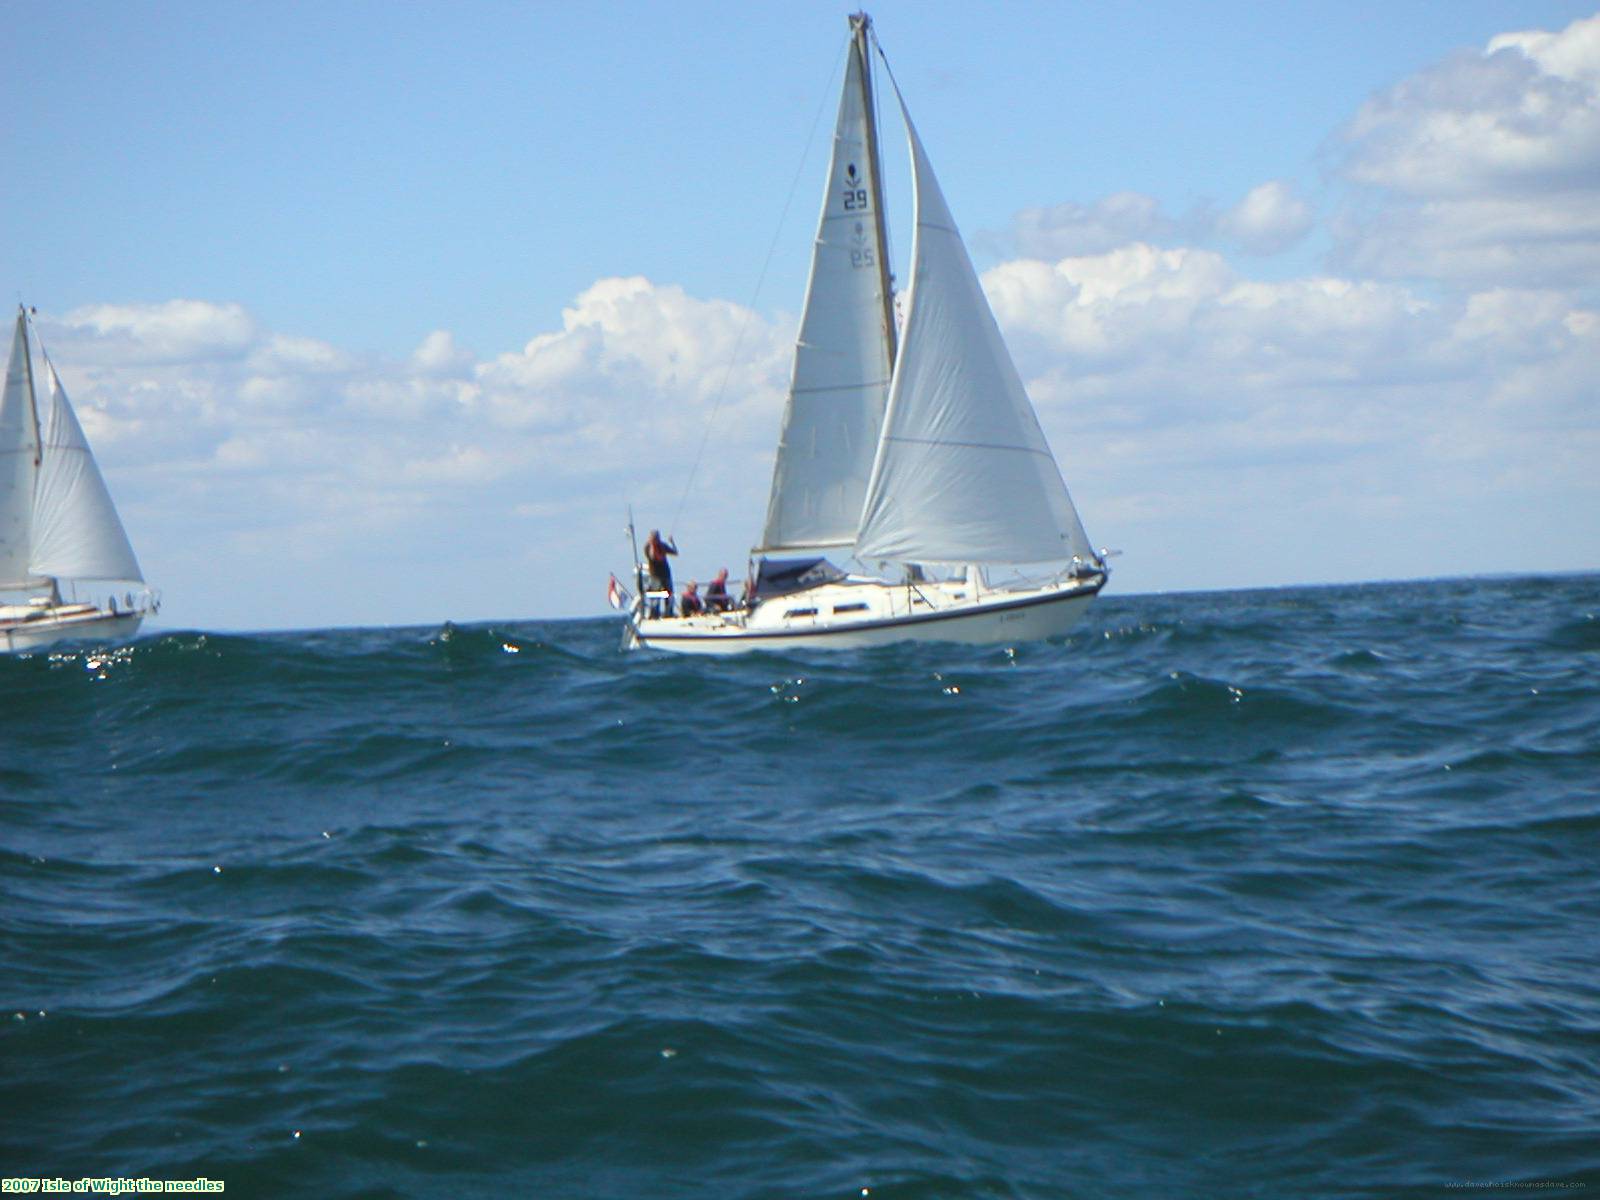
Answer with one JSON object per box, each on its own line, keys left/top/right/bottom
{"left": 752, "top": 557, "right": 846, "bottom": 598}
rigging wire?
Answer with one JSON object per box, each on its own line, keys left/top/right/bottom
{"left": 667, "top": 40, "right": 847, "bottom": 541}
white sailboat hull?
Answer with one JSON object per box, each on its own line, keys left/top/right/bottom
{"left": 1, "top": 606, "right": 144, "bottom": 653}
{"left": 626, "top": 574, "right": 1103, "bottom": 655}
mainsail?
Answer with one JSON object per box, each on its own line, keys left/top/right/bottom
{"left": 0, "top": 313, "right": 43, "bottom": 589}
{"left": 853, "top": 96, "right": 1093, "bottom": 567}
{"left": 0, "top": 310, "right": 143, "bottom": 589}
{"left": 758, "top": 19, "right": 895, "bottom": 554}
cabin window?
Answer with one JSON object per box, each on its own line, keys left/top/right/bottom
{"left": 832, "top": 602, "right": 870, "bottom": 614}
{"left": 785, "top": 608, "right": 818, "bottom": 618}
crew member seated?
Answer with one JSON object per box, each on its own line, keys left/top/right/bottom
{"left": 705, "top": 568, "right": 733, "bottom": 612}
{"left": 679, "top": 581, "right": 705, "bottom": 617}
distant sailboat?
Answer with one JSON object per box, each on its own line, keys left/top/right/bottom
{"left": 1, "top": 306, "right": 157, "bottom": 652}
{"left": 622, "top": 13, "right": 1107, "bottom": 654}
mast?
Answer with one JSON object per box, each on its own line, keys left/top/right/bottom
{"left": 851, "top": 12, "right": 897, "bottom": 371}
{"left": 20, "top": 308, "right": 53, "bottom": 599}
{"left": 19, "top": 308, "right": 41, "bottom": 470}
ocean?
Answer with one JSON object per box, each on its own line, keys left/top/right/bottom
{"left": 3, "top": 573, "right": 1597, "bottom": 1198}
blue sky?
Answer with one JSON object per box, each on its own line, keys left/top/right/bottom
{"left": 4, "top": 1, "right": 1598, "bottom": 630}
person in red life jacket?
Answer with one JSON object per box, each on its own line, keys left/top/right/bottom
{"left": 705, "top": 567, "right": 733, "bottom": 612}
{"left": 680, "top": 580, "right": 705, "bottom": 617}
{"left": 643, "top": 530, "right": 678, "bottom": 616}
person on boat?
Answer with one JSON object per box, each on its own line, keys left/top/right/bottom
{"left": 644, "top": 530, "right": 678, "bottom": 614}
{"left": 680, "top": 581, "right": 704, "bottom": 617}
{"left": 705, "top": 568, "right": 732, "bottom": 612}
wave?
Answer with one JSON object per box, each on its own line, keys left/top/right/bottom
{"left": 5, "top": 573, "right": 1599, "bottom": 1195}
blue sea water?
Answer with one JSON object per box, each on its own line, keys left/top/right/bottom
{"left": 3, "top": 573, "right": 1598, "bottom": 1198}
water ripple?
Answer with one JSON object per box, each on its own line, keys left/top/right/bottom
{"left": 3, "top": 574, "right": 1598, "bottom": 1196}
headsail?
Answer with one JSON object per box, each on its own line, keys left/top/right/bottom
{"left": 30, "top": 361, "right": 144, "bottom": 583}
{"left": 0, "top": 313, "right": 43, "bottom": 589}
{"left": 853, "top": 96, "right": 1093, "bottom": 567}
{"left": 758, "top": 18, "right": 895, "bottom": 555}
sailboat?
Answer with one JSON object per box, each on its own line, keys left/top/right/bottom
{"left": 1, "top": 306, "right": 157, "bottom": 653}
{"left": 623, "top": 13, "right": 1107, "bottom": 654}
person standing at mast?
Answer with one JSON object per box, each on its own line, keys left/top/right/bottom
{"left": 644, "top": 530, "right": 678, "bottom": 614}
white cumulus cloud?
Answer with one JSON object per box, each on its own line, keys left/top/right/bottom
{"left": 1216, "top": 181, "right": 1315, "bottom": 255}
{"left": 1009, "top": 181, "right": 1313, "bottom": 260}
{"left": 1334, "top": 11, "right": 1600, "bottom": 285}
{"left": 62, "top": 300, "right": 260, "bottom": 364}
{"left": 1011, "top": 192, "right": 1176, "bottom": 258}
{"left": 975, "top": 224, "right": 1597, "bottom": 594}
{"left": 30, "top": 280, "right": 793, "bottom": 629}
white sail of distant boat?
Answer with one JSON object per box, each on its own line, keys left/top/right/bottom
{"left": 618, "top": 13, "right": 1107, "bottom": 654}
{"left": 1, "top": 306, "right": 157, "bottom": 652}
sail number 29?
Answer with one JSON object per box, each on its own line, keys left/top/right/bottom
{"left": 843, "top": 185, "right": 873, "bottom": 266}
